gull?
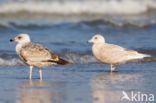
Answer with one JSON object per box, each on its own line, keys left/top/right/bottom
{"left": 10, "top": 33, "right": 68, "bottom": 80}
{"left": 88, "top": 34, "right": 151, "bottom": 72}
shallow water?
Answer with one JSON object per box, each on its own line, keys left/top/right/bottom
{"left": 0, "top": 63, "right": 155, "bottom": 103}
{"left": 0, "top": 0, "right": 156, "bottom": 103}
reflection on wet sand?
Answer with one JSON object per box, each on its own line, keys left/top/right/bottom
{"left": 16, "top": 81, "right": 66, "bottom": 103}
{"left": 91, "top": 73, "right": 143, "bottom": 103}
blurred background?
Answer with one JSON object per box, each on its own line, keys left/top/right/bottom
{"left": 0, "top": 0, "right": 156, "bottom": 66}
{"left": 0, "top": 0, "right": 155, "bottom": 103}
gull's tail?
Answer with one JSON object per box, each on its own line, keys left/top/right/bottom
{"left": 43, "top": 58, "right": 69, "bottom": 65}
{"left": 135, "top": 53, "right": 151, "bottom": 59}
{"left": 57, "top": 58, "right": 69, "bottom": 65}
{"left": 126, "top": 49, "right": 151, "bottom": 60}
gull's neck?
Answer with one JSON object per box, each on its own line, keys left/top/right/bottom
{"left": 16, "top": 42, "right": 30, "bottom": 54}
{"left": 92, "top": 42, "right": 106, "bottom": 59}
{"left": 92, "top": 42, "right": 104, "bottom": 51}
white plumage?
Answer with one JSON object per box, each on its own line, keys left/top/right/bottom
{"left": 88, "top": 34, "right": 151, "bottom": 72}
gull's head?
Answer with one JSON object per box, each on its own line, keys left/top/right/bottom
{"left": 88, "top": 34, "right": 105, "bottom": 44}
{"left": 10, "top": 33, "right": 31, "bottom": 44}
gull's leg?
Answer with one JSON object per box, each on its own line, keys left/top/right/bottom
{"left": 29, "top": 66, "right": 33, "bottom": 80}
{"left": 39, "top": 69, "right": 42, "bottom": 81}
{"left": 110, "top": 65, "right": 116, "bottom": 72}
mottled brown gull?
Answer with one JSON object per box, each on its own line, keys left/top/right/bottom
{"left": 10, "top": 34, "right": 68, "bottom": 80}
{"left": 88, "top": 34, "right": 151, "bottom": 72}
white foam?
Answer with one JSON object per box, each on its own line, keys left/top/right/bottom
{"left": 0, "top": 58, "right": 24, "bottom": 66}
{"left": 0, "top": 0, "right": 156, "bottom": 15}
{"left": 0, "top": 51, "right": 154, "bottom": 66}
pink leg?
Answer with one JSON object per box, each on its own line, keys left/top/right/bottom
{"left": 110, "top": 65, "right": 116, "bottom": 72}
{"left": 39, "top": 69, "right": 42, "bottom": 81}
{"left": 29, "top": 66, "right": 33, "bottom": 80}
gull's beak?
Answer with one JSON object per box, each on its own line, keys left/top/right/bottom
{"left": 87, "top": 39, "right": 92, "bottom": 43}
{"left": 10, "top": 38, "right": 15, "bottom": 42}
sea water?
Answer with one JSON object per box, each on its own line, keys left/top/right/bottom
{"left": 0, "top": 0, "right": 155, "bottom": 103}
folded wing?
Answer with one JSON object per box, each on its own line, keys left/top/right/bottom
{"left": 20, "top": 43, "right": 58, "bottom": 63}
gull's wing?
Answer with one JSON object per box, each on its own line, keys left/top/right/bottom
{"left": 102, "top": 43, "right": 138, "bottom": 55}
{"left": 97, "top": 43, "right": 140, "bottom": 63}
{"left": 100, "top": 43, "right": 147, "bottom": 61}
{"left": 19, "top": 42, "right": 58, "bottom": 62}
{"left": 105, "top": 44, "right": 125, "bottom": 51}
{"left": 100, "top": 43, "right": 127, "bottom": 56}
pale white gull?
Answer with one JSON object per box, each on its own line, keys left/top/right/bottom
{"left": 88, "top": 34, "right": 151, "bottom": 72}
{"left": 10, "top": 34, "right": 68, "bottom": 80}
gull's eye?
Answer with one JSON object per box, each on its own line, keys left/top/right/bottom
{"left": 18, "top": 36, "right": 22, "bottom": 39}
{"left": 95, "top": 37, "right": 98, "bottom": 39}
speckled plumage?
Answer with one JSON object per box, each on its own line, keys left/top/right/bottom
{"left": 20, "top": 42, "right": 58, "bottom": 68}
{"left": 10, "top": 34, "right": 68, "bottom": 80}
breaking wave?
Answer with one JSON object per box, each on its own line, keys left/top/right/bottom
{"left": 0, "top": 53, "right": 24, "bottom": 66}
{"left": 0, "top": 0, "right": 156, "bottom": 28}
{"left": 0, "top": 0, "right": 156, "bottom": 15}
{"left": 1, "top": 19, "right": 156, "bottom": 30}
{"left": 0, "top": 50, "right": 155, "bottom": 67}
